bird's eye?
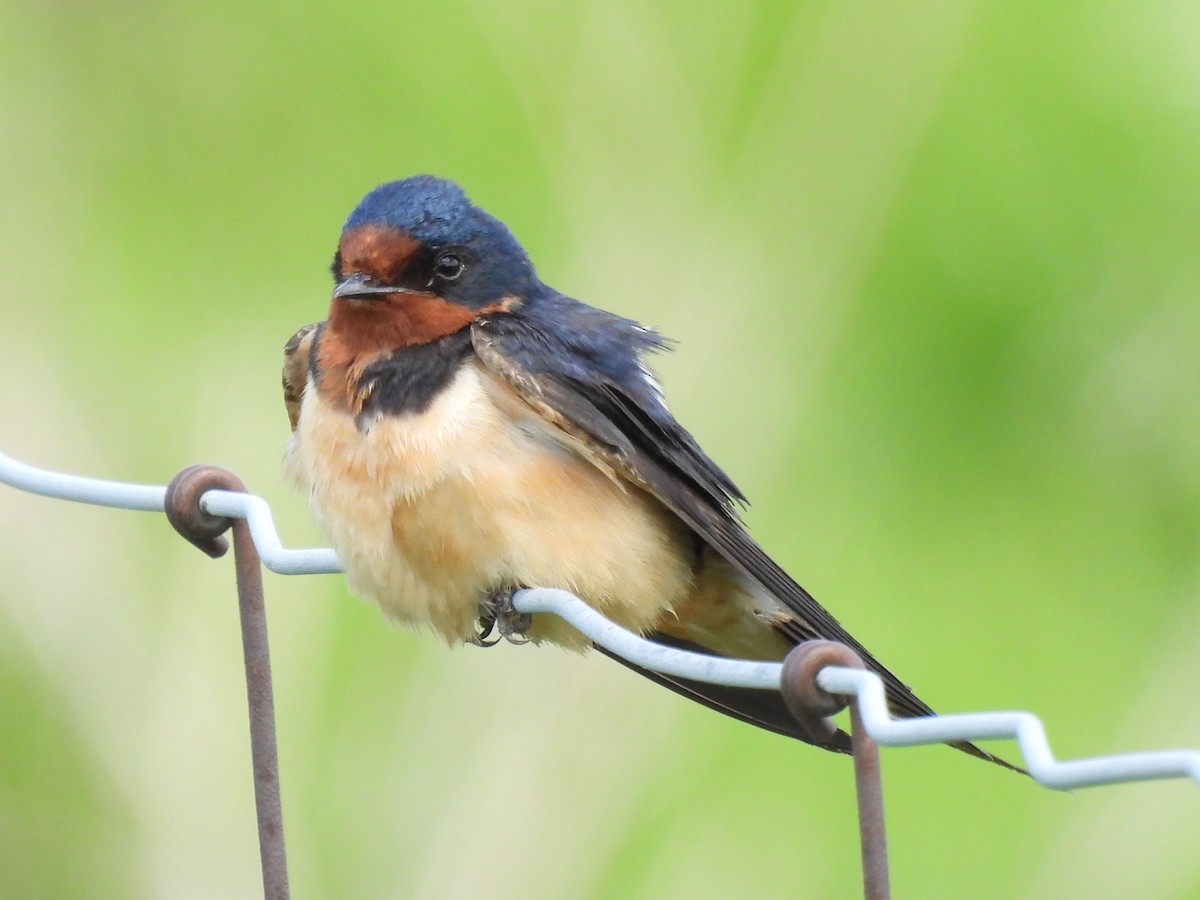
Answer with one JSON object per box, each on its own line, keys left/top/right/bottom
{"left": 434, "top": 252, "right": 465, "bottom": 281}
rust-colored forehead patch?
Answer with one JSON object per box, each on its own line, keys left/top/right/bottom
{"left": 337, "top": 224, "right": 422, "bottom": 284}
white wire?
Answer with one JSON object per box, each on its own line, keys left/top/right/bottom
{"left": 514, "top": 588, "right": 781, "bottom": 689}
{"left": 2, "top": 446, "right": 1198, "bottom": 791}
{"left": 200, "top": 490, "right": 341, "bottom": 575}
{"left": 512, "top": 588, "right": 1200, "bottom": 791}
{"left": 0, "top": 450, "right": 341, "bottom": 575}
{"left": 0, "top": 448, "right": 166, "bottom": 511}
{"left": 815, "top": 666, "right": 1200, "bottom": 790}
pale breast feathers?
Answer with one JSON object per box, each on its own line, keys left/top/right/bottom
{"left": 284, "top": 349, "right": 696, "bottom": 648}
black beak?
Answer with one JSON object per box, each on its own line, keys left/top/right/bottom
{"left": 332, "top": 273, "right": 404, "bottom": 300}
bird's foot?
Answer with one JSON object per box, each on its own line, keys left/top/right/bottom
{"left": 473, "top": 588, "right": 532, "bottom": 646}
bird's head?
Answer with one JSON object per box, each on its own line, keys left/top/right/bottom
{"left": 327, "top": 177, "right": 536, "bottom": 347}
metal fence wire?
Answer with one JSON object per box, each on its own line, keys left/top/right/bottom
{"left": 2, "top": 447, "right": 1198, "bottom": 900}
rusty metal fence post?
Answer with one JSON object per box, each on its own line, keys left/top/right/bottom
{"left": 781, "top": 641, "right": 889, "bottom": 900}
{"left": 165, "top": 465, "right": 290, "bottom": 900}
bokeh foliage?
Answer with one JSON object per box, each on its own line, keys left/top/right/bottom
{"left": 2, "top": 2, "right": 1199, "bottom": 897}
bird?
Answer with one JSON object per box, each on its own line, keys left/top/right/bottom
{"left": 283, "top": 175, "right": 1014, "bottom": 768}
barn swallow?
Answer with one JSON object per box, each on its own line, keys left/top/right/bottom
{"left": 284, "top": 175, "right": 1013, "bottom": 767}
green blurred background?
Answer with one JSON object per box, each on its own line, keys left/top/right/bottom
{"left": 2, "top": 2, "right": 1199, "bottom": 897}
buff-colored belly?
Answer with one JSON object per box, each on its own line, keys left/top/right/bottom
{"left": 285, "top": 360, "right": 695, "bottom": 648}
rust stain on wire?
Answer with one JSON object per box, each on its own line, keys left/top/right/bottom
{"left": 166, "top": 465, "right": 290, "bottom": 900}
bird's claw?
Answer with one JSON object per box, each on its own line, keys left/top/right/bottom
{"left": 473, "top": 613, "right": 500, "bottom": 646}
{"left": 472, "top": 588, "right": 531, "bottom": 646}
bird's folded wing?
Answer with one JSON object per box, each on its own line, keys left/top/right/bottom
{"left": 470, "top": 307, "right": 934, "bottom": 721}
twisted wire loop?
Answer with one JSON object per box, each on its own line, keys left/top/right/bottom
{"left": 1, "top": 444, "right": 1198, "bottom": 797}
{"left": 165, "top": 464, "right": 240, "bottom": 557}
